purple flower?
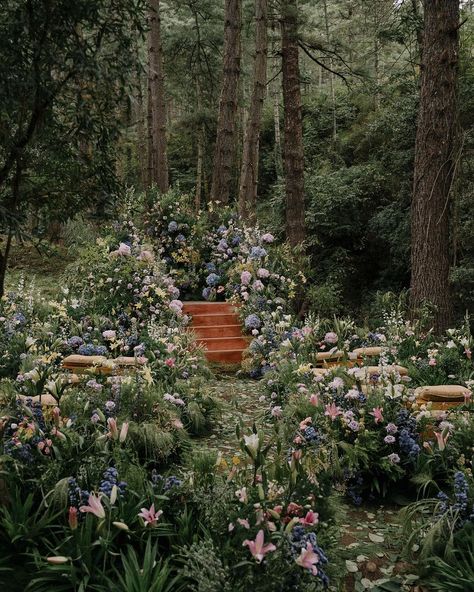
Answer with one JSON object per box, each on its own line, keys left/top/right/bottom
{"left": 384, "top": 435, "right": 396, "bottom": 444}
{"left": 387, "top": 453, "right": 400, "bottom": 464}
{"left": 386, "top": 423, "right": 398, "bottom": 434}
{"left": 245, "top": 314, "right": 262, "bottom": 330}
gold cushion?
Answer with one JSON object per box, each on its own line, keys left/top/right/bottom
{"left": 415, "top": 385, "right": 470, "bottom": 402}
{"left": 17, "top": 394, "right": 58, "bottom": 406}
{"left": 352, "top": 346, "right": 384, "bottom": 357}
{"left": 62, "top": 355, "right": 108, "bottom": 367}
{"left": 315, "top": 350, "right": 344, "bottom": 361}
{"left": 114, "top": 356, "right": 146, "bottom": 366}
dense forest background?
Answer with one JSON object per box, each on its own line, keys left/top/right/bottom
{"left": 1, "top": 0, "right": 473, "bottom": 323}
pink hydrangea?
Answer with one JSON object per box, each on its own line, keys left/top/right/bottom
{"left": 324, "top": 332, "right": 338, "bottom": 344}
{"left": 241, "top": 271, "right": 252, "bottom": 285}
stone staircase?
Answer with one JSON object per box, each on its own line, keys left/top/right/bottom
{"left": 182, "top": 301, "right": 249, "bottom": 364}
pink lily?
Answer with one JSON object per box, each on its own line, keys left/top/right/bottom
{"left": 68, "top": 507, "right": 78, "bottom": 530}
{"left": 235, "top": 487, "right": 248, "bottom": 503}
{"left": 324, "top": 403, "right": 342, "bottom": 421}
{"left": 80, "top": 493, "right": 105, "bottom": 519}
{"left": 119, "top": 422, "right": 129, "bottom": 443}
{"left": 237, "top": 518, "right": 250, "bottom": 529}
{"left": 299, "top": 417, "right": 312, "bottom": 430}
{"left": 107, "top": 417, "right": 118, "bottom": 439}
{"left": 299, "top": 510, "right": 319, "bottom": 527}
{"left": 309, "top": 394, "right": 319, "bottom": 406}
{"left": 138, "top": 503, "right": 163, "bottom": 527}
{"left": 53, "top": 407, "right": 61, "bottom": 427}
{"left": 370, "top": 407, "right": 384, "bottom": 424}
{"left": 243, "top": 529, "right": 276, "bottom": 563}
{"left": 434, "top": 429, "right": 450, "bottom": 451}
{"left": 295, "top": 542, "right": 320, "bottom": 575}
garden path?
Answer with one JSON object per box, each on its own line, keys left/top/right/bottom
{"left": 197, "top": 376, "right": 425, "bottom": 592}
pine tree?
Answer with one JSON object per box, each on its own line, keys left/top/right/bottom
{"left": 410, "top": 0, "right": 460, "bottom": 331}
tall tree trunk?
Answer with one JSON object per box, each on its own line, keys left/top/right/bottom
{"left": 195, "top": 79, "right": 204, "bottom": 210}
{"left": 147, "top": 0, "right": 169, "bottom": 193}
{"left": 410, "top": 0, "right": 459, "bottom": 332}
{"left": 238, "top": 0, "right": 268, "bottom": 222}
{"left": 323, "top": 0, "right": 337, "bottom": 139}
{"left": 271, "top": 29, "right": 283, "bottom": 180}
{"left": 210, "top": 0, "right": 242, "bottom": 205}
{"left": 135, "top": 65, "right": 147, "bottom": 189}
{"left": 281, "top": 0, "right": 306, "bottom": 246}
{"left": 0, "top": 163, "right": 21, "bottom": 297}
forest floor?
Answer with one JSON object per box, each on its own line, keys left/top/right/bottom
{"left": 198, "top": 376, "right": 425, "bottom": 592}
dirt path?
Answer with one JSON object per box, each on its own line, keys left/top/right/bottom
{"left": 196, "top": 376, "right": 423, "bottom": 592}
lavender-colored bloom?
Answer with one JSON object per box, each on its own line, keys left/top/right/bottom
{"left": 217, "top": 239, "right": 228, "bottom": 252}
{"left": 168, "top": 221, "right": 178, "bottom": 232}
{"left": 348, "top": 420, "right": 359, "bottom": 432}
{"left": 67, "top": 336, "right": 84, "bottom": 349}
{"left": 261, "top": 233, "right": 275, "bottom": 244}
{"left": 245, "top": 314, "right": 262, "bottom": 330}
{"left": 86, "top": 379, "right": 103, "bottom": 392}
{"left": 386, "top": 423, "right": 398, "bottom": 434}
{"left": 175, "top": 234, "right": 185, "bottom": 243}
{"left": 387, "top": 453, "right": 400, "bottom": 464}
{"left": 384, "top": 435, "right": 396, "bottom": 444}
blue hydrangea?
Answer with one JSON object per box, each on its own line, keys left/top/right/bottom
{"left": 249, "top": 246, "right": 267, "bottom": 259}
{"left": 168, "top": 221, "right": 178, "bottom": 232}
{"left": 245, "top": 314, "right": 262, "bottom": 330}
{"left": 175, "top": 234, "right": 186, "bottom": 243}
{"left": 77, "top": 343, "right": 108, "bottom": 356}
{"left": 67, "top": 336, "right": 84, "bottom": 349}
{"left": 290, "top": 525, "right": 329, "bottom": 585}
{"left": 398, "top": 428, "right": 420, "bottom": 459}
{"left": 205, "top": 262, "right": 217, "bottom": 272}
{"left": 13, "top": 312, "right": 27, "bottom": 326}
{"left": 206, "top": 273, "right": 220, "bottom": 287}
{"left": 453, "top": 471, "right": 469, "bottom": 513}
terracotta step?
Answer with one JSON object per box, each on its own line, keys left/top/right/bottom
{"left": 190, "top": 313, "right": 240, "bottom": 326}
{"left": 182, "top": 301, "right": 237, "bottom": 315}
{"left": 192, "top": 324, "right": 244, "bottom": 338}
{"left": 206, "top": 349, "right": 245, "bottom": 363}
{"left": 197, "top": 336, "right": 249, "bottom": 351}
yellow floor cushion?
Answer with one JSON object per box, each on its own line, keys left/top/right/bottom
{"left": 352, "top": 346, "right": 384, "bottom": 357}
{"left": 414, "top": 385, "right": 471, "bottom": 402}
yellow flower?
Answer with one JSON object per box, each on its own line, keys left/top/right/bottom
{"left": 232, "top": 455, "right": 241, "bottom": 466}
{"left": 296, "top": 364, "right": 311, "bottom": 375}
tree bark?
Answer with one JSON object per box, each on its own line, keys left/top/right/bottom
{"left": 210, "top": 0, "right": 242, "bottom": 205}
{"left": 410, "top": 0, "right": 459, "bottom": 332}
{"left": 281, "top": 0, "right": 306, "bottom": 246}
{"left": 147, "top": 0, "right": 169, "bottom": 193}
{"left": 238, "top": 0, "right": 268, "bottom": 222}
{"left": 323, "top": 0, "right": 337, "bottom": 138}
